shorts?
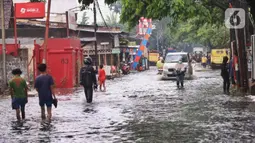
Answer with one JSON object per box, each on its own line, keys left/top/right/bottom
{"left": 39, "top": 100, "right": 53, "bottom": 108}
{"left": 12, "top": 98, "right": 27, "bottom": 110}
{"left": 99, "top": 79, "right": 105, "bottom": 85}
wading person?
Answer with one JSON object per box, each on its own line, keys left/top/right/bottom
{"left": 9, "top": 68, "right": 28, "bottom": 120}
{"left": 221, "top": 56, "right": 230, "bottom": 94}
{"left": 201, "top": 55, "right": 207, "bottom": 68}
{"left": 80, "top": 57, "right": 97, "bottom": 103}
{"left": 35, "top": 64, "right": 56, "bottom": 121}
{"left": 175, "top": 60, "right": 187, "bottom": 89}
{"left": 156, "top": 57, "right": 164, "bottom": 74}
{"left": 98, "top": 64, "right": 106, "bottom": 92}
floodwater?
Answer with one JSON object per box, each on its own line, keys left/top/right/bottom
{"left": 1, "top": 67, "right": 255, "bottom": 143}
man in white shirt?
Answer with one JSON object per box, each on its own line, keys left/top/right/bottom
{"left": 175, "top": 60, "right": 187, "bottom": 88}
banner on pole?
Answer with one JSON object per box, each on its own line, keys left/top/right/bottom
{"left": 15, "top": 2, "right": 45, "bottom": 19}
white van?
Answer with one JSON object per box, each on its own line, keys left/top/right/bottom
{"left": 162, "top": 52, "right": 193, "bottom": 80}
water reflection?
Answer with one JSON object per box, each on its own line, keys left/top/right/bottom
{"left": 1, "top": 68, "right": 255, "bottom": 142}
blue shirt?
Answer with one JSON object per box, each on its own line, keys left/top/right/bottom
{"left": 34, "top": 74, "right": 54, "bottom": 102}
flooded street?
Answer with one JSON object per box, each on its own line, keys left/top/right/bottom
{"left": 1, "top": 67, "right": 255, "bottom": 143}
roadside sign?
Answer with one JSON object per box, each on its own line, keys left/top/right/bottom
{"left": 15, "top": 2, "right": 45, "bottom": 19}
{"left": 112, "top": 48, "right": 120, "bottom": 54}
{"left": 67, "top": 11, "right": 77, "bottom": 30}
{"left": 225, "top": 8, "right": 245, "bottom": 29}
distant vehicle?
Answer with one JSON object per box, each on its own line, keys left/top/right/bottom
{"left": 211, "top": 49, "right": 230, "bottom": 69}
{"left": 149, "top": 52, "right": 160, "bottom": 66}
{"left": 162, "top": 52, "right": 193, "bottom": 80}
{"left": 193, "top": 47, "right": 204, "bottom": 54}
{"left": 121, "top": 63, "right": 130, "bottom": 75}
{"left": 167, "top": 48, "right": 176, "bottom": 53}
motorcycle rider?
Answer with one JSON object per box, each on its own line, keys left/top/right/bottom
{"left": 156, "top": 57, "right": 164, "bottom": 74}
{"left": 175, "top": 59, "right": 187, "bottom": 88}
{"left": 80, "top": 57, "right": 97, "bottom": 103}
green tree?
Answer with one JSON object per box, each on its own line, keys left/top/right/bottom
{"left": 105, "top": 12, "right": 119, "bottom": 26}
{"left": 109, "top": 1, "right": 122, "bottom": 14}
{"left": 78, "top": 0, "right": 118, "bottom": 10}
{"left": 80, "top": 11, "right": 89, "bottom": 25}
{"left": 167, "top": 17, "right": 230, "bottom": 49}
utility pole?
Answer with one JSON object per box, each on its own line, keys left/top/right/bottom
{"left": 93, "top": 0, "right": 98, "bottom": 71}
{"left": 1, "top": 0, "right": 7, "bottom": 88}
{"left": 42, "top": 0, "right": 52, "bottom": 64}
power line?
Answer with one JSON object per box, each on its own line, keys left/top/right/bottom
{"left": 95, "top": 0, "right": 116, "bottom": 38}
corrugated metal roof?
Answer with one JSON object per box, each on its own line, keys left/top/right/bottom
{"left": 0, "top": 38, "right": 43, "bottom": 45}
{"left": 76, "top": 28, "right": 122, "bottom": 34}
{"left": 17, "top": 20, "right": 123, "bottom": 33}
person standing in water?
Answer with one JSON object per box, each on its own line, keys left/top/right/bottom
{"left": 98, "top": 64, "right": 106, "bottom": 92}
{"left": 221, "top": 56, "right": 230, "bottom": 94}
{"left": 175, "top": 60, "right": 187, "bottom": 89}
{"left": 9, "top": 68, "right": 28, "bottom": 120}
{"left": 156, "top": 57, "right": 164, "bottom": 74}
{"left": 34, "top": 64, "right": 56, "bottom": 121}
{"left": 201, "top": 55, "right": 207, "bottom": 68}
{"left": 80, "top": 57, "right": 97, "bottom": 103}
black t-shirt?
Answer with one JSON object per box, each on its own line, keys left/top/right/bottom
{"left": 221, "top": 63, "right": 229, "bottom": 77}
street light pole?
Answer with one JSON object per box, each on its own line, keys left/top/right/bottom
{"left": 42, "top": 0, "right": 52, "bottom": 64}
{"left": 93, "top": 0, "right": 98, "bottom": 71}
{"left": 1, "top": 0, "right": 7, "bottom": 88}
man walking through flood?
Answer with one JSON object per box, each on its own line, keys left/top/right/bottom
{"left": 175, "top": 60, "right": 187, "bottom": 89}
{"left": 35, "top": 64, "right": 56, "bottom": 121}
{"left": 221, "top": 56, "right": 230, "bottom": 94}
{"left": 80, "top": 57, "right": 97, "bottom": 103}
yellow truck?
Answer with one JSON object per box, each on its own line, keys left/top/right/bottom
{"left": 149, "top": 52, "right": 159, "bottom": 66}
{"left": 210, "top": 49, "right": 230, "bottom": 69}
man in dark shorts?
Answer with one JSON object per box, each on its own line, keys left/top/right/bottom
{"left": 9, "top": 68, "right": 28, "bottom": 120}
{"left": 35, "top": 64, "right": 56, "bottom": 121}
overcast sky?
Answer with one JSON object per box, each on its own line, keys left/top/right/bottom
{"left": 13, "top": 0, "right": 119, "bottom": 25}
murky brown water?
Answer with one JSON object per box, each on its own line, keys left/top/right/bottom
{"left": 1, "top": 67, "right": 255, "bottom": 143}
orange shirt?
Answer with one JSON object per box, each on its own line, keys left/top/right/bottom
{"left": 98, "top": 69, "right": 106, "bottom": 81}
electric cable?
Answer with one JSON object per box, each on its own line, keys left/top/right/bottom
{"left": 95, "top": 0, "right": 117, "bottom": 39}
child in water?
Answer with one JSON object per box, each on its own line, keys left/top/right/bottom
{"left": 98, "top": 65, "right": 106, "bottom": 92}
{"left": 9, "top": 68, "right": 28, "bottom": 120}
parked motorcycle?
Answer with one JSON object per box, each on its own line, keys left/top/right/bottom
{"left": 122, "top": 63, "right": 130, "bottom": 75}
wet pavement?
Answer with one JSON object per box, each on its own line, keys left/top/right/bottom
{"left": 1, "top": 67, "right": 255, "bottom": 143}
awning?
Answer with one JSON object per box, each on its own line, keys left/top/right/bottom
{"left": 119, "top": 45, "right": 140, "bottom": 48}
{"left": 80, "top": 37, "right": 96, "bottom": 42}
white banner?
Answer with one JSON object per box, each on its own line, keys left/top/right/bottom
{"left": 67, "top": 11, "right": 77, "bottom": 30}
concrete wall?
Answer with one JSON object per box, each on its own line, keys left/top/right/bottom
{"left": 0, "top": 49, "right": 28, "bottom": 92}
